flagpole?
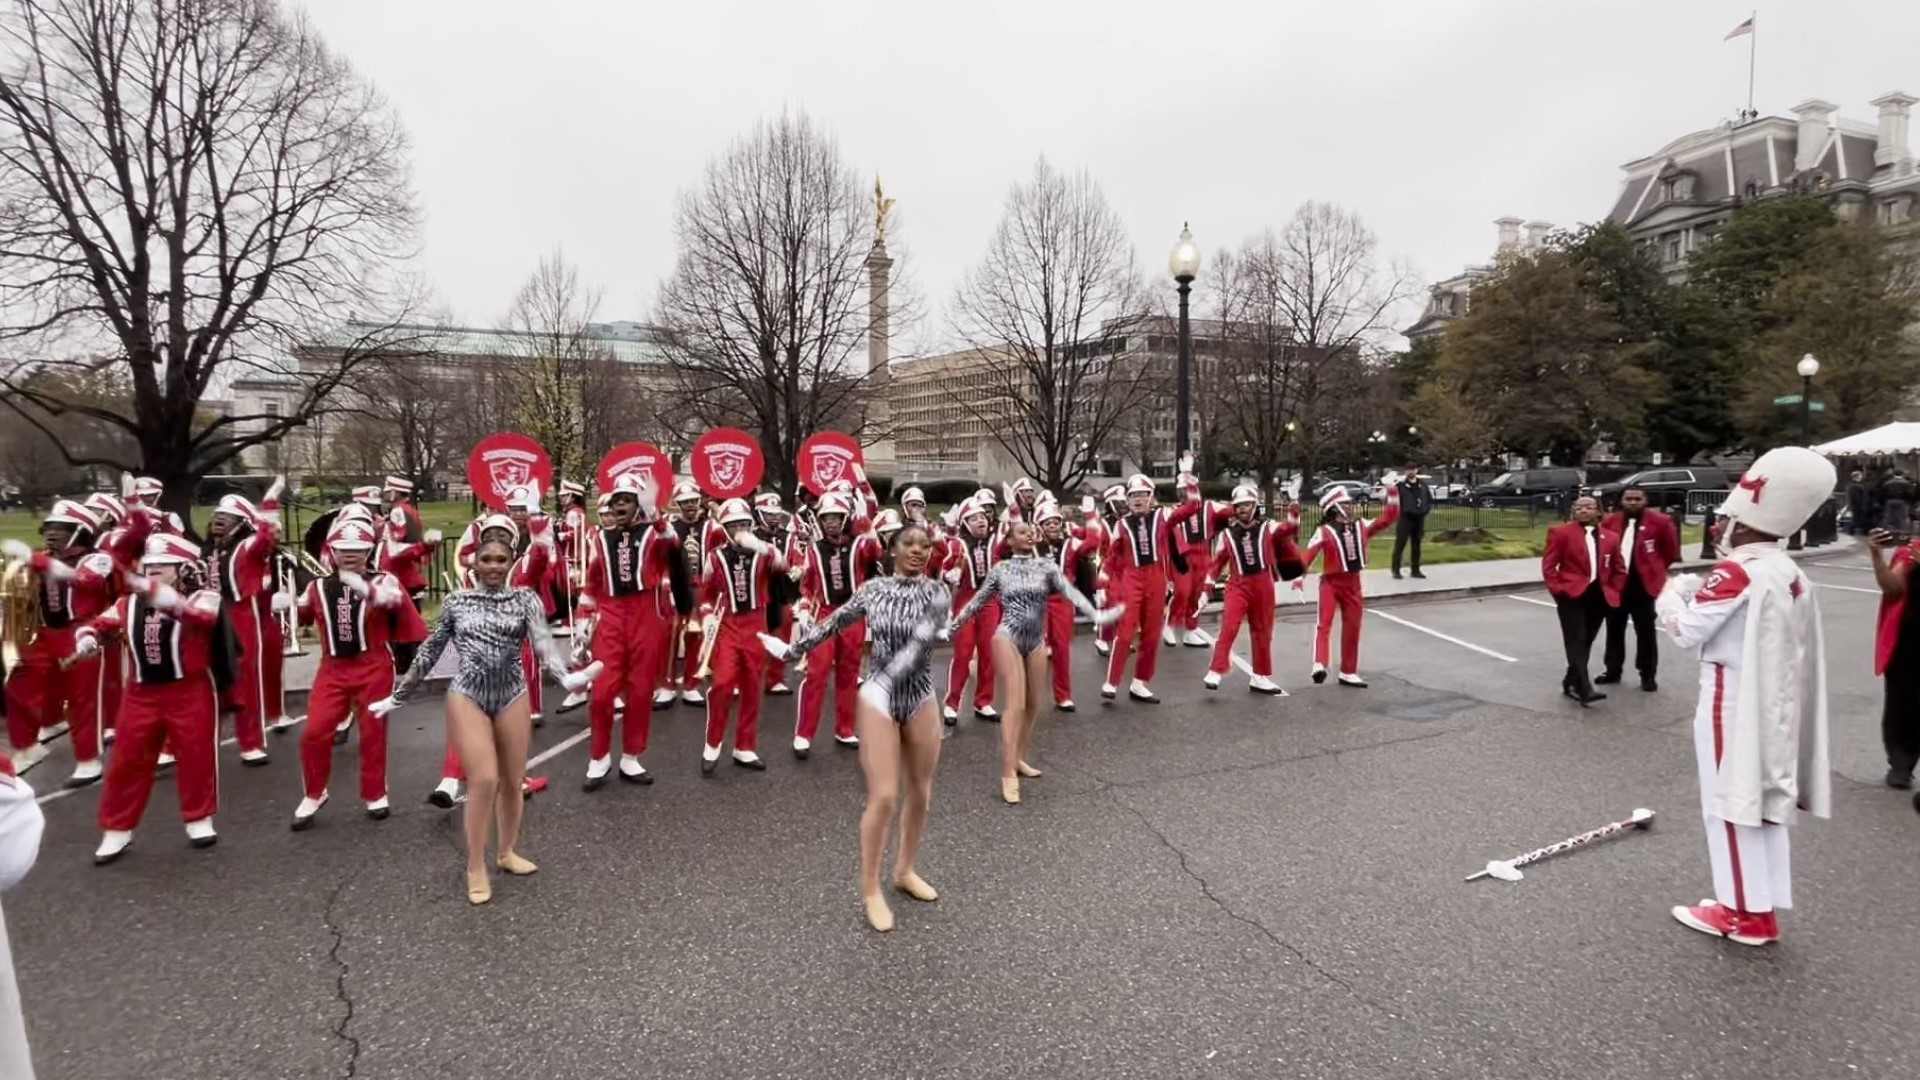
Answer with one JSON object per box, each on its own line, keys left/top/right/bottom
{"left": 1747, "top": 10, "right": 1757, "bottom": 118}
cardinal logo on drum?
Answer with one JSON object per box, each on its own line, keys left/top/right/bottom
{"left": 605, "top": 456, "right": 657, "bottom": 491}
{"left": 704, "top": 443, "right": 752, "bottom": 491}
{"left": 809, "top": 445, "right": 854, "bottom": 491}
{"left": 484, "top": 449, "right": 538, "bottom": 502}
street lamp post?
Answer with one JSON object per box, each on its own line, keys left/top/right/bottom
{"left": 1169, "top": 224, "right": 1202, "bottom": 465}
{"left": 1797, "top": 353, "right": 1820, "bottom": 445}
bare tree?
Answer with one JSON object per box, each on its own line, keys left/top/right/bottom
{"left": 0, "top": 0, "right": 422, "bottom": 514}
{"left": 947, "top": 157, "right": 1152, "bottom": 490}
{"left": 1212, "top": 204, "right": 1415, "bottom": 497}
{"left": 654, "top": 110, "right": 881, "bottom": 495}
{"left": 498, "top": 249, "right": 625, "bottom": 484}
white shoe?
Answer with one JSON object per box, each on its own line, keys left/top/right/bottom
{"left": 1337, "top": 672, "right": 1369, "bottom": 688}
{"left": 793, "top": 736, "right": 812, "bottom": 754}
{"left": 1311, "top": 663, "right": 1328, "bottom": 685}
{"left": 239, "top": 748, "right": 268, "bottom": 764}
{"left": 942, "top": 705, "right": 958, "bottom": 722}
{"left": 681, "top": 689, "right": 706, "bottom": 705}
{"left": 1161, "top": 625, "right": 1178, "bottom": 646}
{"left": 1094, "top": 639, "right": 1112, "bottom": 657}
{"left": 1249, "top": 675, "right": 1282, "bottom": 695}
{"left": 66, "top": 759, "right": 103, "bottom": 787}
{"left": 1129, "top": 679, "right": 1158, "bottom": 702}
{"left": 834, "top": 734, "right": 860, "bottom": 747}
{"left": 651, "top": 690, "right": 674, "bottom": 706}
{"left": 558, "top": 690, "right": 588, "bottom": 711}
{"left": 1100, "top": 682, "right": 1118, "bottom": 699}
{"left": 529, "top": 712, "right": 543, "bottom": 723}
{"left": 1183, "top": 629, "right": 1214, "bottom": 647}
{"left": 37, "top": 722, "right": 68, "bottom": 743}
{"left": 156, "top": 751, "right": 176, "bottom": 769}
{"left": 617, "top": 755, "right": 648, "bottom": 779}
{"left": 585, "top": 755, "right": 612, "bottom": 780}
{"left": 94, "top": 830, "right": 133, "bottom": 864}
{"left": 1057, "top": 699, "right": 1075, "bottom": 711}
{"left": 184, "top": 818, "right": 218, "bottom": 848}
{"left": 364, "top": 796, "right": 390, "bottom": 817}
{"left": 8, "top": 743, "right": 49, "bottom": 774}
{"left": 292, "top": 793, "right": 327, "bottom": 829}
{"left": 770, "top": 682, "right": 790, "bottom": 694}
{"left": 702, "top": 744, "right": 722, "bottom": 764}
{"left": 266, "top": 715, "right": 299, "bottom": 733}
{"left": 1203, "top": 671, "right": 1222, "bottom": 690}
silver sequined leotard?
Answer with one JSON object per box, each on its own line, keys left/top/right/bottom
{"left": 391, "top": 586, "right": 571, "bottom": 717}
{"left": 790, "top": 574, "right": 951, "bottom": 723}
{"left": 953, "top": 553, "right": 1102, "bottom": 655}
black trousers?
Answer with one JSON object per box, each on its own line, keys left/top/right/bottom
{"left": 1602, "top": 574, "right": 1657, "bottom": 679}
{"left": 1554, "top": 586, "right": 1608, "bottom": 694}
{"left": 1884, "top": 628, "right": 1920, "bottom": 776}
{"left": 1392, "top": 515, "right": 1426, "bottom": 573}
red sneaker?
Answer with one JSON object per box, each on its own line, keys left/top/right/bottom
{"left": 1729, "top": 910, "right": 1780, "bottom": 946}
{"left": 1671, "top": 900, "right": 1740, "bottom": 938}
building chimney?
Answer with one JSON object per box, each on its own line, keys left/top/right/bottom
{"left": 1791, "top": 99, "right": 1839, "bottom": 172}
{"left": 1495, "top": 216, "right": 1523, "bottom": 253}
{"left": 1871, "top": 91, "right": 1917, "bottom": 169}
{"left": 1524, "top": 220, "right": 1553, "bottom": 251}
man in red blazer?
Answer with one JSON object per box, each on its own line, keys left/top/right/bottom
{"left": 1541, "top": 495, "right": 1625, "bottom": 705}
{"left": 1599, "top": 484, "right": 1681, "bottom": 692}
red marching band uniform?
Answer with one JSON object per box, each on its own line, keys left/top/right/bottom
{"left": 294, "top": 521, "right": 427, "bottom": 826}
{"left": 668, "top": 481, "right": 727, "bottom": 706}
{"left": 1168, "top": 469, "right": 1220, "bottom": 649}
{"left": 794, "top": 491, "right": 881, "bottom": 751}
{"left": 80, "top": 534, "right": 226, "bottom": 863}
{"left": 940, "top": 498, "right": 1008, "bottom": 721}
{"left": 1298, "top": 485, "right": 1399, "bottom": 686}
{"left": 1099, "top": 475, "right": 1202, "bottom": 702}
{"left": 1202, "top": 484, "right": 1306, "bottom": 692}
{"left": 698, "top": 499, "right": 788, "bottom": 773}
{"left": 205, "top": 488, "right": 288, "bottom": 762}
{"left": 1035, "top": 500, "right": 1100, "bottom": 710}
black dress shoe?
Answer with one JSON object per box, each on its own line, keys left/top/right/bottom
{"left": 1576, "top": 690, "right": 1607, "bottom": 706}
{"left": 618, "top": 768, "right": 654, "bottom": 785}
{"left": 1594, "top": 672, "right": 1621, "bottom": 685}
{"left": 1887, "top": 768, "right": 1915, "bottom": 791}
{"left": 1411, "top": 571, "right": 1426, "bottom": 579}
{"left": 793, "top": 745, "right": 810, "bottom": 761}
{"left": 1056, "top": 701, "right": 1076, "bottom": 713}
{"left": 700, "top": 757, "right": 718, "bottom": 778}
{"left": 366, "top": 805, "right": 390, "bottom": 821}
{"left": 581, "top": 774, "right": 608, "bottom": 793}
{"left": 189, "top": 834, "right": 218, "bottom": 850}
{"left": 427, "top": 789, "right": 455, "bottom": 808}
{"left": 1640, "top": 677, "right": 1657, "bottom": 692}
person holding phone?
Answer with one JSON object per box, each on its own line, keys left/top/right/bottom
{"left": 1869, "top": 526, "right": 1920, "bottom": 791}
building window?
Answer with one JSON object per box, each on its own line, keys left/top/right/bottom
{"left": 1664, "top": 236, "right": 1683, "bottom": 264}
{"left": 1660, "top": 178, "right": 1678, "bottom": 202}
{"left": 264, "top": 400, "right": 280, "bottom": 416}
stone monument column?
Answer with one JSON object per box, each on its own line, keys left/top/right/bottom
{"left": 862, "top": 179, "right": 897, "bottom": 476}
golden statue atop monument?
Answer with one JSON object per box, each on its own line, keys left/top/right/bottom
{"left": 873, "top": 177, "right": 897, "bottom": 246}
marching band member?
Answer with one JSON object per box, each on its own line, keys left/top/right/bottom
{"left": 1099, "top": 471, "right": 1204, "bottom": 703}
{"left": 205, "top": 479, "right": 288, "bottom": 762}
{"left": 291, "top": 522, "right": 427, "bottom": 830}
{"left": 77, "top": 534, "right": 227, "bottom": 864}
{"left": 794, "top": 491, "right": 881, "bottom": 757}
{"left": 760, "top": 522, "right": 952, "bottom": 933}
{"left": 668, "top": 480, "right": 724, "bottom": 706}
{"left": 898, "top": 487, "right": 937, "bottom": 536}
{"left": 1167, "top": 467, "right": 1219, "bottom": 649}
{"left": 756, "top": 492, "right": 802, "bottom": 696}
{"left": 370, "top": 536, "right": 600, "bottom": 905}
{"left": 575, "top": 477, "right": 684, "bottom": 791}
{"left": 1297, "top": 485, "right": 1399, "bottom": 687}
{"left": 555, "top": 481, "right": 590, "bottom": 619}
{"left": 3, "top": 501, "right": 114, "bottom": 778}
{"left": 697, "top": 498, "right": 789, "bottom": 774}
{"left": 1034, "top": 501, "right": 1099, "bottom": 711}
{"left": 1656, "top": 447, "right": 1832, "bottom": 947}
{"left": 949, "top": 519, "right": 1119, "bottom": 804}
{"left": 1202, "top": 485, "right": 1305, "bottom": 694}
{"left": 870, "top": 509, "right": 903, "bottom": 578}
{"left": 1090, "top": 485, "right": 1126, "bottom": 657}
{"left": 939, "top": 497, "right": 1007, "bottom": 724}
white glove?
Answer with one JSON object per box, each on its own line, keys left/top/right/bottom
{"left": 758, "top": 632, "right": 792, "bottom": 660}
{"left": 561, "top": 660, "right": 604, "bottom": 692}
{"left": 370, "top": 578, "right": 404, "bottom": 608}
{"left": 735, "top": 531, "right": 769, "bottom": 554}
{"left": 269, "top": 592, "right": 294, "bottom": 613}
{"left": 0, "top": 539, "right": 31, "bottom": 564}
{"left": 70, "top": 630, "right": 100, "bottom": 660}
{"left": 1664, "top": 572, "right": 1704, "bottom": 602}
{"left": 149, "top": 583, "right": 183, "bottom": 612}
{"left": 942, "top": 566, "right": 962, "bottom": 586}
{"left": 338, "top": 571, "right": 370, "bottom": 597}
{"left": 367, "top": 696, "right": 400, "bottom": 718}
{"left": 423, "top": 529, "right": 443, "bottom": 546}
{"left": 120, "top": 471, "right": 137, "bottom": 500}
{"left": 264, "top": 474, "right": 287, "bottom": 505}
{"left": 388, "top": 507, "right": 406, "bottom": 529}
{"left": 1178, "top": 450, "right": 1194, "bottom": 476}
{"left": 788, "top": 565, "right": 804, "bottom": 582}
{"left": 1091, "top": 605, "right": 1125, "bottom": 628}
{"left": 936, "top": 623, "right": 952, "bottom": 642}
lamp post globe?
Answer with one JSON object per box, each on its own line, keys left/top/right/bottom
{"left": 1170, "top": 223, "right": 1201, "bottom": 460}
{"left": 1796, "top": 353, "right": 1820, "bottom": 379}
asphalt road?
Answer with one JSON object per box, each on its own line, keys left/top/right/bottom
{"left": 6, "top": 548, "right": 1917, "bottom": 1080}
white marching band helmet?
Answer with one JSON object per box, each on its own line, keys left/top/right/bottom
{"left": 328, "top": 521, "right": 377, "bottom": 552}
{"left": 816, "top": 492, "right": 854, "bottom": 519}
{"left": 1320, "top": 485, "right": 1352, "bottom": 512}
{"left": 717, "top": 497, "right": 754, "bottom": 526}
{"left": 141, "top": 533, "right": 201, "bottom": 567}
{"left": 1231, "top": 483, "right": 1261, "bottom": 506}
{"left": 1124, "top": 473, "right": 1154, "bottom": 497}
{"left": 1715, "top": 446, "right": 1838, "bottom": 544}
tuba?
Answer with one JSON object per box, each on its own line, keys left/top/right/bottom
{"left": 0, "top": 558, "right": 43, "bottom": 661}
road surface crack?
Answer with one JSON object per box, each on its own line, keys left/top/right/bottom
{"left": 1067, "top": 728, "right": 1454, "bottom": 797}
{"left": 1103, "top": 787, "right": 1394, "bottom": 1016}
{"left": 323, "top": 871, "right": 364, "bottom": 1078}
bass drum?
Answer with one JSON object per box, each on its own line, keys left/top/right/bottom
{"left": 303, "top": 509, "right": 340, "bottom": 562}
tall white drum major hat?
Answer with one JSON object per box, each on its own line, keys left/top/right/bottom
{"left": 1716, "top": 447, "right": 1837, "bottom": 539}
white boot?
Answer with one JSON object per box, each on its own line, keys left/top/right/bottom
{"left": 1337, "top": 672, "right": 1369, "bottom": 688}
{"left": 184, "top": 817, "right": 218, "bottom": 848}
{"left": 238, "top": 747, "right": 268, "bottom": 765}
{"left": 267, "top": 714, "right": 299, "bottom": 733}
{"left": 8, "top": 743, "right": 48, "bottom": 774}
{"left": 1161, "top": 625, "right": 1178, "bottom": 647}
{"left": 1100, "top": 682, "right": 1118, "bottom": 699}
{"left": 1094, "top": 639, "right": 1112, "bottom": 657}
{"left": 94, "top": 830, "right": 133, "bottom": 865}
{"left": 291, "top": 793, "right": 328, "bottom": 830}
{"left": 618, "top": 755, "right": 651, "bottom": 784}
{"left": 65, "top": 758, "right": 103, "bottom": 788}
{"left": 36, "top": 722, "right": 68, "bottom": 742}
{"left": 1311, "top": 663, "right": 1329, "bottom": 685}
{"left": 1128, "top": 679, "right": 1158, "bottom": 702}
{"left": 428, "top": 777, "right": 461, "bottom": 808}
{"left": 365, "top": 796, "right": 390, "bottom": 819}
{"left": 1183, "top": 629, "right": 1214, "bottom": 647}
{"left": 793, "top": 735, "right": 812, "bottom": 755}
{"left": 585, "top": 755, "right": 612, "bottom": 780}
{"left": 1249, "top": 675, "right": 1283, "bottom": 695}
{"left": 1203, "top": 670, "right": 1222, "bottom": 690}
{"left": 681, "top": 688, "right": 706, "bottom": 706}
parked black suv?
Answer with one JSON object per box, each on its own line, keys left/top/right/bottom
{"left": 1590, "top": 467, "right": 1731, "bottom": 512}
{"left": 1468, "top": 467, "right": 1583, "bottom": 508}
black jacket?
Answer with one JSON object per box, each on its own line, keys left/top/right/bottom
{"left": 1396, "top": 479, "right": 1434, "bottom": 517}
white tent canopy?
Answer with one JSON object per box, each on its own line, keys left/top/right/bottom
{"left": 1812, "top": 422, "right": 1920, "bottom": 457}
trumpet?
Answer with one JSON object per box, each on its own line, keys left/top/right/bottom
{"left": 1, "top": 557, "right": 43, "bottom": 664}
{"left": 691, "top": 613, "right": 720, "bottom": 680}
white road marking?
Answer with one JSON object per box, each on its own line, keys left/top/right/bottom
{"left": 526, "top": 729, "right": 591, "bottom": 769}
{"left": 1504, "top": 594, "right": 1557, "bottom": 609}
{"left": 1370, "top": 610, "right": 1519, "bottom": 663}
{"left": 1813, "top": 582, "right": 1880, "bottom": 595}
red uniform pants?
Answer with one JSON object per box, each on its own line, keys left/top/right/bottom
{"left": 302, "top": 652, "right": 393, "bottom": 801}
{"left": 797, "top": 616, "right": 863, "bottom": 742}
{"left": 98, "top": 675, "right": 218, "bottom": 832}
{"left": 68, "top": 650, "right": 120, "bottom": 763}
{"left": 704, "top": 614, "right": 766, "bottom": 753}
{"left": 1106, "top": 563, "right": 1169, "bottom": 686}
{"left": 678, "top": 619, "right": 704, "bottom": 693}
{"left": 945, "top": 595, "right": 1000, "bottom": 711}
{"left": 229, "top": 598, "right": 285, "bottom": 752}
{"left": 1170, "top": 558, "right": 1209, "bottom": 633}
{"left": 588, "top": 599, "right": 671, "bottom": 761}
{"left": 5, "top": 628, "right": 74, "bottom": 752}
{"left": 1315, "top": 572, "right": 1364, "bottom": 675}
{"left": 1045, "top": 595, "right": 1075, "bottom": 704}
{"left": 1209, "top": 576, "right": 1276, "bottom": 676}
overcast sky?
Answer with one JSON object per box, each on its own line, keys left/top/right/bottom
{"left": 306, "top": 0, "right": 1919, "bottom": 352}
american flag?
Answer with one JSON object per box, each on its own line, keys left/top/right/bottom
{"left": 1725, "top": 16, "right": 1754, "bottom": 40}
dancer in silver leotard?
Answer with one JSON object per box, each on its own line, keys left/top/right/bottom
{"left": 391, "top": 586, "right": 572, "bottom": 718}
{"left": 951, "top": 553, "right": 1104, "bottom": 656}
{"left": 789, "top": 574, "right": 951, "bottom": 722}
